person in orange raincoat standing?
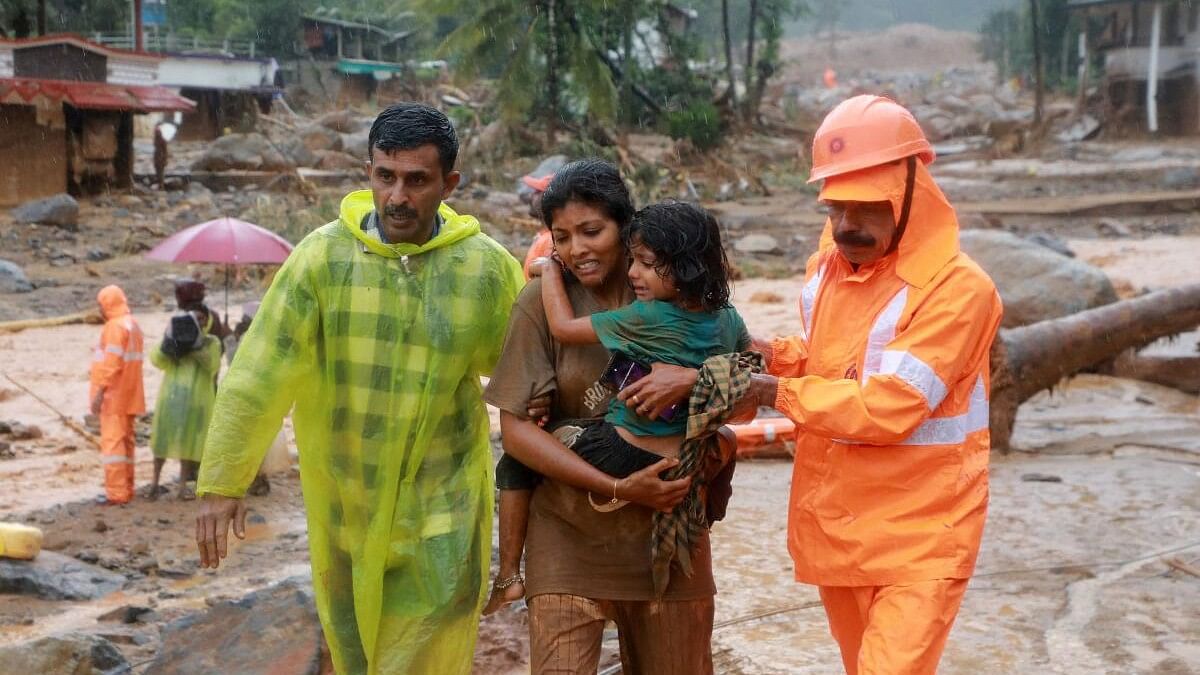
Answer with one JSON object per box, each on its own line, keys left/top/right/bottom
{"left": 743, "top": 95, "right": 1004, "bottom": 674}
{"left": 90, "top": 285, "right": 146, "bottom": 505}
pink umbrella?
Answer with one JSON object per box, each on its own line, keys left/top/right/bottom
{"left": 145, "top": 217, "right": 294, "bottom": 317}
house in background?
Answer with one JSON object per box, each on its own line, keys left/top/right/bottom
{"left": 156, "top": 53, "right": 280, "bottom": 140}
{"left": 0, "top": 34, "right": 193, "bottom": 206}
{"left": 295, "top": 12, "right": 414, "bottom": 107}
{"left": 1070, "top": 0, "right": 1200, "bottom": 135}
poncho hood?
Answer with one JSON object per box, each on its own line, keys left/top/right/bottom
{"left": 339, "top": 189, "right": 480, "bottom": 258}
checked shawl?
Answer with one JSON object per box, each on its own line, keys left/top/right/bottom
{"left": 651, "top": 350, "right": 765, "bottom": 597}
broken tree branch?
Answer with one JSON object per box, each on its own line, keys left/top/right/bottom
{"left": 2, "top": 373, "right": 101, "bottom": 449}
{"left": 0, "top": 310, "right": 102, "bottom": 335}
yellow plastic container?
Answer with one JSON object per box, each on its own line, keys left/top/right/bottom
{"left": 0, "top": 522, "right": 43, "bottom": 560}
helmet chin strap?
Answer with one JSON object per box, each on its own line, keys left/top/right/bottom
{"left": 885, "top": 155, "right": 917, "bottom": 256}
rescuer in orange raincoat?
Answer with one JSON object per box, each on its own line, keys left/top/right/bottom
{"left": 743, "top": 95, "right": 1004, "bottom": 674}
{"left": 90, "top": 285, "right": 146, "bottom": 505}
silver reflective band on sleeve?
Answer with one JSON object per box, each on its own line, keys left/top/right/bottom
{"left": 800, "top": 264, "right": 825, "bottom": 340}
{"left": 123, "top": 351, "right": 143, "bottom": 362}
{"left": 105, "top": 345, "right": 125, "bottom": 356}
{"left": 878, "top": 350, "right": 949, "bottom": 410}
{"left": 899, "top": 376, "right": 989, "bottom": 446}
{"left": 100, "top": 455, "right": 134, "bottom": 465}
{"left": 860, "top": 287, "right": 909, "bottom": 384}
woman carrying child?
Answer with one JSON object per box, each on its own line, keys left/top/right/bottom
{"left": 483, "top": 159, "right": 750, "bottom": 674}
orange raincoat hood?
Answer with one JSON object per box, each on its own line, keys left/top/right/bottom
{"left": 97, "top": 285, "right": 131, "bottom": 319}
{"left": 817, "top": 158, "right": 959, "bottom": 289}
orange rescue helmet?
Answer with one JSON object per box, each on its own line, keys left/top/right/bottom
{"left": 808, "top": 95, "right": 935, "bottom": 184}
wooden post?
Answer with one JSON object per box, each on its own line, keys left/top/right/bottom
{"left": 1031, "top": 0, "right": 1045, "bottom": 126}
{"left": 134, "top": 0, "right": 143, "bottom": 51}
{"left": 1077, "top": 30, "right": 1090, "bottom": 114}
{"left": 1147, "top": 0, "right": 1162, "bottom": 133}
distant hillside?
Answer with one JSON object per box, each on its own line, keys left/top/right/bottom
{"left": 787, "top": 0, "right": 1022, "bottom": 34}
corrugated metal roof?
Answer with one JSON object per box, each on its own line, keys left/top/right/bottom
{"left": 0, "top": 77, "right": 195, "bottom": 112}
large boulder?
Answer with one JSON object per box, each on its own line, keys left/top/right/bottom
{"left": 278, "top": 137, "right": 318, "bottom": 169}
{"left": 191, "top": 134, "right": 293, "bottom": 172}
{"left": 0, "top": 259, "right": 33, "bottom": 293}
{"left": 12, "top": 193, "right": 79, "bottom": 229}
{"left": 960, "top": 230, "right": 1118, "bottom": 328}
{"left": 316, "top": 109, "right": 367, "bottom": 134}
{"left": 0, "top": 633, "right": 127, "bottom": 674}
{"left": 314, "top": 150, "right": 365, "bottom": 172}
{"left": 145, "top": 577, "right": 324, "bottom": 675}
{"left": 0, "top": 550, "right": 125, "bottom": 600}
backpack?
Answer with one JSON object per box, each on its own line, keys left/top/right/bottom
{"left": 161, "top": 313, "right": 202, "bottom": 358}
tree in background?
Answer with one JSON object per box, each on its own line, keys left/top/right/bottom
{"left": 979, "top": 0, "right": 1079, "bottom": 95}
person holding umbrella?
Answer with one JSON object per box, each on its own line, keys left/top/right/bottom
{"left": 192, "top": 103, "right": 525, "bottom": 674}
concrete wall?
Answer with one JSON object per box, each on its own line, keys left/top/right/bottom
{"left": 0, "top": 103, "right": 67, "bottom": 206}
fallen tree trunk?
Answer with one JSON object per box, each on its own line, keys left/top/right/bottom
{"left": 1109, "top": 352, "right": 1200, "bottom": 395}
{"left": 991, "top": 283, "right": 1200, "bottom": 449}
{"left": 0, "top": 310, "right": 102, "bottom": 335}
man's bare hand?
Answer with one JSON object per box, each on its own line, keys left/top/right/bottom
{"left": 616, "top": 457, "right": 691, "bottom": 513}
{"left": 195, "top": 494, "right": 247, "bottom": 569}
{"left": 90, "top": 391, "right": 104, "bottom": 417}
{"left": 617, "top": 363, "right": 697, "bottom": 421}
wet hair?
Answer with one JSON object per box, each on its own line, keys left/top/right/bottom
{"left": 625, "top": 201, "right": 732, "bottom": 312}
{"left": 367, "top": 103, "right": 458, "bottom": 174}
{"left": 540, "top": 159, "right": 635, "bottom": 230}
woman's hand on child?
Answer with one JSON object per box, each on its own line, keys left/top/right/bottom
{"left": 618, "top": 363, "right": 698, "bottom": 420}
{"left": 527, "top": 393, "right": 553, "bottom": 427}
{"left": 618, "top": 457, "right": 691, "bottom": 512}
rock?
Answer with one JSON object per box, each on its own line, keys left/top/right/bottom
{"left": 0, "top": 550, "right": 125, "bottom": 600}
{"left": 278, "top": 137, "right": 318, "bottom": 169}
{"left": 1097, "top": 218, "right": 1133, "bottom": 238}
{"left": 959, "top": 230, "right": 1118, "bottom": 328}
{"left": 93, "top": 519, "right": 108, "bottom": 533}
{"left": 300, "top": 124, "right": 343, "bottom": 153}
{"left": 0, "top": 442, "right": 13, "bottom": 459}
{"left": 0, "top": 259, "right": 33, "bottom": 293}
{"left": 9, "top": 423, "right": 42, "bottom": 440}
{"left": 0, "top": 633, "right": 127, "bottom": 674}
{"left": 1025, "top": 233, "right": 1075, "bottom": 258}
{"left": 11, "top": 194, "right": 79, "bottom": 229}
{"left": 1162, "top": 167, "right": 1200, "bottom": 190}
{"left": 190, "top": 134, "right": 293, "bottom": 172}
{"left": 97, "top": 604, "right": 155, "bottom": 624}
{"left": 146, "top": 577, "right": 323, "bottom": 675}
{"left": 76, "top": 550, "right": 99, "bottom": 564}
{"left": 734, "top": 234, "right": 782, "bottom": 255}
{"left": 1021, "top": 473, "right": 1063, "bottom": 483}
{"left": 86, "top": 248, "right": 111, "bottom": 262}
{"left": 341, "top": 129, "right": 370, "bottom": 159}
{"left": 314, "top": 150, "right": 364, "bottom": 172}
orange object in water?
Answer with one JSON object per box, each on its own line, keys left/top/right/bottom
{"left": 808, "top": 95, "right": 935, "bottom": 184}
{"left": 823, "top": 67, "right": 838, "bottom": 89}
{"left": 523, "top": 229, "right": 554, "bottom": 281}
{"left": 729, "top": 417, "right": 795, "bottom": 459}
{"left": 819, "top": 579, "right": 968, "bottom": 675}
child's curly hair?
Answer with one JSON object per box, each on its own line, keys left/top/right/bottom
{"left": 624, "top": 201, "right": 732, "bottom": 312}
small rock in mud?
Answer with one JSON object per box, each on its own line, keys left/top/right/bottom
{"left": 0, "top": 442, "right": 13, "bottom": 459}
{"left": 247, "top": 512, "right": 267, "bottom": 526}
{"left": 1021, "top": 473, "right": 1063, "bottom": 483}
{"left": 76, "top": 551, "right": 99, "bottom": 564}
{"left": 93, "top": 520, "right": 109, "bottom": 533}
{"left": 9, "top": 423, "right": 43, "bottom": 440}
{"left": 97, "top": 604, "right": 155, "bottom": 624}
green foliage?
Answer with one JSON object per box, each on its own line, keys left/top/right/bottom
{"left": 979, "top": 0, "right": 1080, "bottom": 90}
{"left": 665, "top": 100, "right": 722, "bottom": 151}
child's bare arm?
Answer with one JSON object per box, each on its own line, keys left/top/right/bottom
{"left": 542, "top": 260, "right": 599, "bottom": 344}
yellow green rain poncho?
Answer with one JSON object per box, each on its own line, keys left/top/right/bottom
{"left": 197, "top": 191, "right": 523, "bottom": 674}
{"left": 149, "top": 332, "right": 221, "bottom": 461}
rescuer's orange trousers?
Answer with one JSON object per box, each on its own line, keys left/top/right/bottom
{"left": 100, "top": 413, "right": 136, "bottom": 504}
{"left": 819, "top": 579, "right": 968, "bottom": 675}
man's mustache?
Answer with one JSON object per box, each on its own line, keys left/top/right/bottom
{"left": 833, "top": 230, "right": 876, "bottom": 247}
{"left": 383, "top": 205, "right": 419, "bottom": 220}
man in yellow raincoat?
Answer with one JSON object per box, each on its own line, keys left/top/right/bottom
{"left": 745, "top": 96, "right": 1004, "bottom": 674}
{"left": 194, "top": 103, "right": 523, "bottom": 674}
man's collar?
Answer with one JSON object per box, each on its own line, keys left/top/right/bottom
{"left": 362, "top": 211, "right": 443, "bottom": 245}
